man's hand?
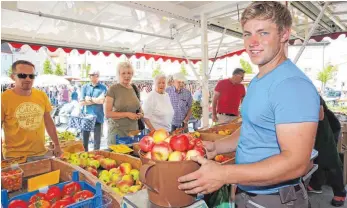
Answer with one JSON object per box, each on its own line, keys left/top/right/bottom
{"left": 183, "top": 121, "right": 188, "bottom": 130}
{"left": 203, "top": 141, "right": 218, "bottom": 159}
{"left": 178, "top": 156, "right": 225, "bottom": 195}
{"left": 212, "top": 114, "right": 218, "bottom": 123}
{"left": 53, "top": 144, "right": 62, "bottom": 157}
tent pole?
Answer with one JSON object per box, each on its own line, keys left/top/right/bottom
{"left": 209, "top": 28, "right": 226, "bottom": 74}
{"left": 293, "top": 2, "right": 329, "bottom": 64}
{"left": 201, "top": 13, "right": 210, "bottom": 128}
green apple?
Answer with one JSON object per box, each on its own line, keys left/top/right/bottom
{"left": 110, "top": 173, "right": 122, "bottom": 183}
{"left": 129, "top": 169, "right": 140, "bottom": 181}
{"left": 112, "top": 187, "right": 124, "bottom": 197}
{"left": 99, "top": 174, "right": 110, "bottom": 184}
{"left": 79, "top": 152, "right": 89, "bottom": 159}
{"left": 70, "top": 153, "right": 78, "bottom": 160}
{"left": 99, "top": 170, "right": 110, "bottom": 177}
{"left": 109, "top": 168, "right": 121, "bottom": 175}
{"left": 89, "top": 159, "right": 100, "bottom": 169}
{"left": 128, "top": 185, "right": 142, "bottom": 193}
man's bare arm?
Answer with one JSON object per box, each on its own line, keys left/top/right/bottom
{"left": 212, "top": 91, "right": 220, "bottom": 117}
{"left": 222, "top": 122, "right": 317, "bottom": 186}
{"left": 215, "top": 127, "right": 241, "bottom": 154}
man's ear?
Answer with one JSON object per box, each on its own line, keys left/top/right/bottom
{"left": 280, "top": 28, "right": 291, "bottom": 43}
{"left": 10, "top": 73, "right": 15, "bottom": 81}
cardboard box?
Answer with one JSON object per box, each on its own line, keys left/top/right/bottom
{"left": 121, "top": 189, "right": 208, "bottom": 208}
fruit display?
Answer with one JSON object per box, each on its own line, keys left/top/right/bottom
{"left": 108, "top": 144, "right": 133, "bottom": 154}
{"left": 139, "top": 129, "right": 205, "bottom": 161}
{"left": 45, "top": 131, "right": 76, "bottom": 143}
{"left": 214, "top": 155, "right": 232, "bottom": 163}
{"left": 192, "top": 100, "right": 202, "bottom": 119}
{"left": 7, "top": 182, "right": 94, "bottom": 208}
{"left": 1, "top": 168, "right": 23, "bottom": 192}
{"left": 60, "top": 152, "right": 143, "bottom": 196}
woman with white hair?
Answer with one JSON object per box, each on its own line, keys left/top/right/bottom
{"left": 105, "top": 62, "right": 143, "bottom": 144}
{"left": 143, "top": 74, "right": 174, "bottom": 132}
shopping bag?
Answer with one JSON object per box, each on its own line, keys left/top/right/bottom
{"left": 204, "top": 184, "right": 232, "bottom": 208}
{"left": 68, "top": 114, "right": 96, "bottom": 132}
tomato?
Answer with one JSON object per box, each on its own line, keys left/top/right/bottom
{"left": 44, "top": 186, "right": 61, "bottom": 204}
{"left": 62, "top": 182, "right": 81, "bottom": 197}
{"left": 51, "top": 199, "right": 73, "bottom": 208}
{"left": 2, "top": 169, "right": 23, "bottom": 191}
{"left": 29, "top": 193, "right": 47, "bottom": 204}
{"left": 72, "top": 190, "right": 94, "bottom": 202}
{"left": 61, "top": 195, "right": 74, "bottom": 204}
{"left": 28, "top": 200, "right": 50, "bottom": 208}
{"left": 8, "top": 200, "right": 28, "bottom": 208}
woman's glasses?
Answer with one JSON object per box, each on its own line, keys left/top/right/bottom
{"left": 14, "top": 73, "right": 36, "bottom": 79}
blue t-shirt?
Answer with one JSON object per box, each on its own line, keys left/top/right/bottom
{"left": 236, "top": 59, "right": 320, "bottom": 194}
{"left": 80, "top": 83, "right": 107, "bottom": 124}
{"left": 71, "top": 91, "right": 78, "bottom": 101}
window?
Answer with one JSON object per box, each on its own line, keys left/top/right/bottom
{"left": 136, "top": 61, "right": 140, "bottom": 69}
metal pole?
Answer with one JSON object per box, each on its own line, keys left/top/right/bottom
{"left": 201, "top": 13, "right": 210, "bottom": 128}
{"left": 17, "top": 9, "right": 174, "bottom": 40}
{"left": 293, "top": 2, "right": 329, "bottom": 64}
{"left": 209, "top": 28, "right": 226, "bottom": 74}
{"left": 176, "top": 40, "right": 202, "bottom": 85}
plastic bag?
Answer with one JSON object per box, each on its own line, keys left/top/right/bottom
{"left": 205, "top": 184, "right": 232, "bottom": 208}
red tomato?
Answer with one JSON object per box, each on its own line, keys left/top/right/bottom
{"left": 28, "top": 200, "right": 50, "bottom": 208}
{"left": 51, "top": 199, "right": 73, "bottom": 208}
{"left": 62, "top": 182, "right": 81, "bottom": 197}
{"left": 44, "top": 186, "right": 61, "bottom": 204}
{"left": 8, "top": 200, "right": 28, "bottom": 208}
{"left": 72, "top": 190, "right": 94, "bottom": 202}
{"left": 29, "top": 193, "right": 47, "bottom": 204}
{"left": 61, "top": 195, "right": 74, "bottom": 204}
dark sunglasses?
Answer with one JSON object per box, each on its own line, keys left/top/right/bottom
{"left": 14, "top": 73, "right": 36, "bottom": 79}
{"left": 89, "top": 74, "right": 99, "bottom": 77}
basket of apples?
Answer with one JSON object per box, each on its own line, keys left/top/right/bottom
{"left": 138, "top": 129, "right": 205, "bottom": 208}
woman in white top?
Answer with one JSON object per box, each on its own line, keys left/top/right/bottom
{"left": 143, "top": 75, "right": 174, "bottom": 132}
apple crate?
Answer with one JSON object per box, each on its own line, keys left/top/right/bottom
{"left": 0, "top": 158, "right": 119, "bottom": 208}
{"left": 1, "top": 171, "right": 103, "bottom": 208}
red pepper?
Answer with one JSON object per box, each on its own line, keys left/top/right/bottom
{"left": 28, "top": 200, "right": 50, "bottom": 208}
{"left": 8, "top": 200, "right": 28, "bottom": 208}
{"left": 62, "top": 182, "right": 81, "bottom": 197}
{"left": 44, "top": 186, "right": 61, "bottom": 204}
{"left": 51, "top": 199, "right": 73, "bottom": 208}
{"left": 29, "top": 193, "right": 47, "bottom": 204}
{"left": 72, "top": 190, "right": 94, "bottom": 202}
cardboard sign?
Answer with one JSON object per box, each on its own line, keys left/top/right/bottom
{"left": 27, "top": 170, "right": 60, "bottom": 192}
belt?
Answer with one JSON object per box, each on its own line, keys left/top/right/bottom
{"left": 218, "top": 113, "right": 236, "bottom": 116}
{"left": 237, "top": 184, "right": 302, "bottom": 197}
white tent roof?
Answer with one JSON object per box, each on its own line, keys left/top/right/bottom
{"left": 2, "top": 1, "right": 347, "bottom": 60}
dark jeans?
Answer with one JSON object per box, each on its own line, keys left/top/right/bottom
{"left": 82, "top": 122, "right": 102, "bottom": 152}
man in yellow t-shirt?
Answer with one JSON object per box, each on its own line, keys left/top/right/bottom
{"left": 1, "top": 60, "right": 62, "bottom": 161}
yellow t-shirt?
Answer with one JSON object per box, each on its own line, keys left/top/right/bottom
{"left": 1, "top": 89, "right": 52, "bottom": 158}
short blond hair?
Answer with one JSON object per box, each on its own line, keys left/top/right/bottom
{"left": 116, "top": 61, "right": 134, "bottom": 79}
{"left": 241, "top": 1, "right": 292, "bottom": 32}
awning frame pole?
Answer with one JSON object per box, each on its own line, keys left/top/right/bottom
{"left": 293, "top": 2, "right": 329, "bottom": 64}
{"left": 209, "top": 28, "right": 226, "bottom": 75}
{"left": 201, "top": 12, "right": 210, "bottom": 128}
{"left": 16, "top": 9, "right": 174, "bottom": 40}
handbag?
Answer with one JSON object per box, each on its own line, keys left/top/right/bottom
{"left": 131, "top": 84, "right": 145, "bottom": 131}
{"left": 68, "top": 107, "right": 97, "bottom": 132}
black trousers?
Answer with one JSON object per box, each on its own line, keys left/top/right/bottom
{"left": 82, "top": 122, "right": 102, "bottom": 152}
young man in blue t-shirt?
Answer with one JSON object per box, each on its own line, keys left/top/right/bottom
{"left": 178, "top": 2, "right": 320, "bottom": 207}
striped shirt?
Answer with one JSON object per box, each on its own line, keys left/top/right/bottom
{"left": 166, "top": 86, "right": 193, "bottom": 126}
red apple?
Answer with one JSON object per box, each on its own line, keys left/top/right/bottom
{"left": 194, "top": 138, "right": 203, "bottom": 148}
{"left": 170, "top": 134, "right": 189, "bottom": 152}
{"left": 187, "top": 136, "right": 196, "bottom": 150}
{"left": 168, "top": 151, "right": 184, "bottom": 161}
{"left": 139, "top": 136, "right": 155, "bottom": 152}
{"left": 185, "top": 150, "right": 203, "bottom": 160}
{"left": 153, "top": 129, "right": 169, "bottom": 144}
{"left": 193, "top": 146, "right": 205, "bottom": 157}
{"left": 86, "top": 167, "right": 98, "bottom": 176}
{"left": 101, "top": 158, "right": 117, "bottom": 170}
{"left": 151, "top": 143, "right": 170, "bottom": 161}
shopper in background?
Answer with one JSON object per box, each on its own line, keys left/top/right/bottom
{"left": 212, "top": 68, "right": 246, "bottom": 124}
{"left": 143, "top": 74, "right": 174, "bottom": 132}
{"left": 166, "top": 72, "right": 193, "bottom": 132}
{"left": 105, "top": 62, "right": 143, "bottom": 144}
{"left": 1, "top": 60, "right": 62, "bottom": 161}
{"left": 80, "top": 69, "right": 107, "bottom": 151}
{"left": 71, "top": 86, "right": 79, "bottom": 101}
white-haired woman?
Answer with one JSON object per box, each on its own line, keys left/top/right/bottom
{"left": 143, "top": 74, "right": 174, "bottom": 132}
{"left": 105, "top": 62, "right": 143, "bottom": 144}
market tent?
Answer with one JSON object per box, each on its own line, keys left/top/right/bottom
{"left": 2, "top": 1, "right": 347, "bottom": 62}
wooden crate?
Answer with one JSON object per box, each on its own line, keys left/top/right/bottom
{"left": 198, "top": 122, "right": 241, "bottom": 134}
{"left": 14, "top": 158, "right": 120, "bottom": 207}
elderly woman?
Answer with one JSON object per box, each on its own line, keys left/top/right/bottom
{"left": 105, "top": 62, "right": 143, "bottom": 145}
{"left": 143, "top": 75, "right": 174, "bottom": 132}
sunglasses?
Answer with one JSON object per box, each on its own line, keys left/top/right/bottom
{"left": 14, "top": 73, "right": 36, "bottom": 79}
{"left": 89, "top": 74, "right": 99, "bottom": 77}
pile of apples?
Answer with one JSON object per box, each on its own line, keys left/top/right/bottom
{"left": 60, "top": 152, "right": 142, "bottom": 196}
{"left": 140, "top": 129, "right": 205, "bottom": 161}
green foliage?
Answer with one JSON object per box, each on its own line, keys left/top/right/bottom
{"left": 43, "top": 59, "right": 54, "bottom": 75}
{"left": 180, "top": 62, "right": 188, "bottom": 76}
{"left": 192, "top": 101, "right": 202, "bottom": 119}
{"left": 317, "top": 64, "right": 337, "bottom": 90}
{"left": 7, "top": 66, "right": 12, "bottom": 76}
{"left": 239, "top": 58, "right": 253, "bottom": 74}
{"left": 152, "top": 64, "right": 163, "bottom": 78}
{"left": 82, "top": 64, "right": 91, "bottom": 78}
{"left": 54, "top": 63, "right": 64, "bottom": 76}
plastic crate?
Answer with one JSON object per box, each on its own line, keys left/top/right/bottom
{"left": 1, "top": 171, "right": 102, "bottom": 208}
{"left": 115, "top": 130, "right": 146, "bottom": 145}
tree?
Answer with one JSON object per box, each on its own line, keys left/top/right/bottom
{"left": 317, "top": 64, "right": 338, "bottom": 90}
{"left": 54, "top": 63, "right": 64, "bottom": 76}
{"left": 7, "top": 66, "right": 12, "bottom": 76}
{"left": 180, "top": 62, "right": 188, "bottom": 76}
{"left": 43, "top": 59, "right": 54, "bottom": 75}
{"left": 152, "top": 64, "right": 163, "bottom": 78}
{"left": 82, "top": 64, "right": 91, "bottom": 78}
{"left": 239, "top": 58, "right": 253, "bottom": 74}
